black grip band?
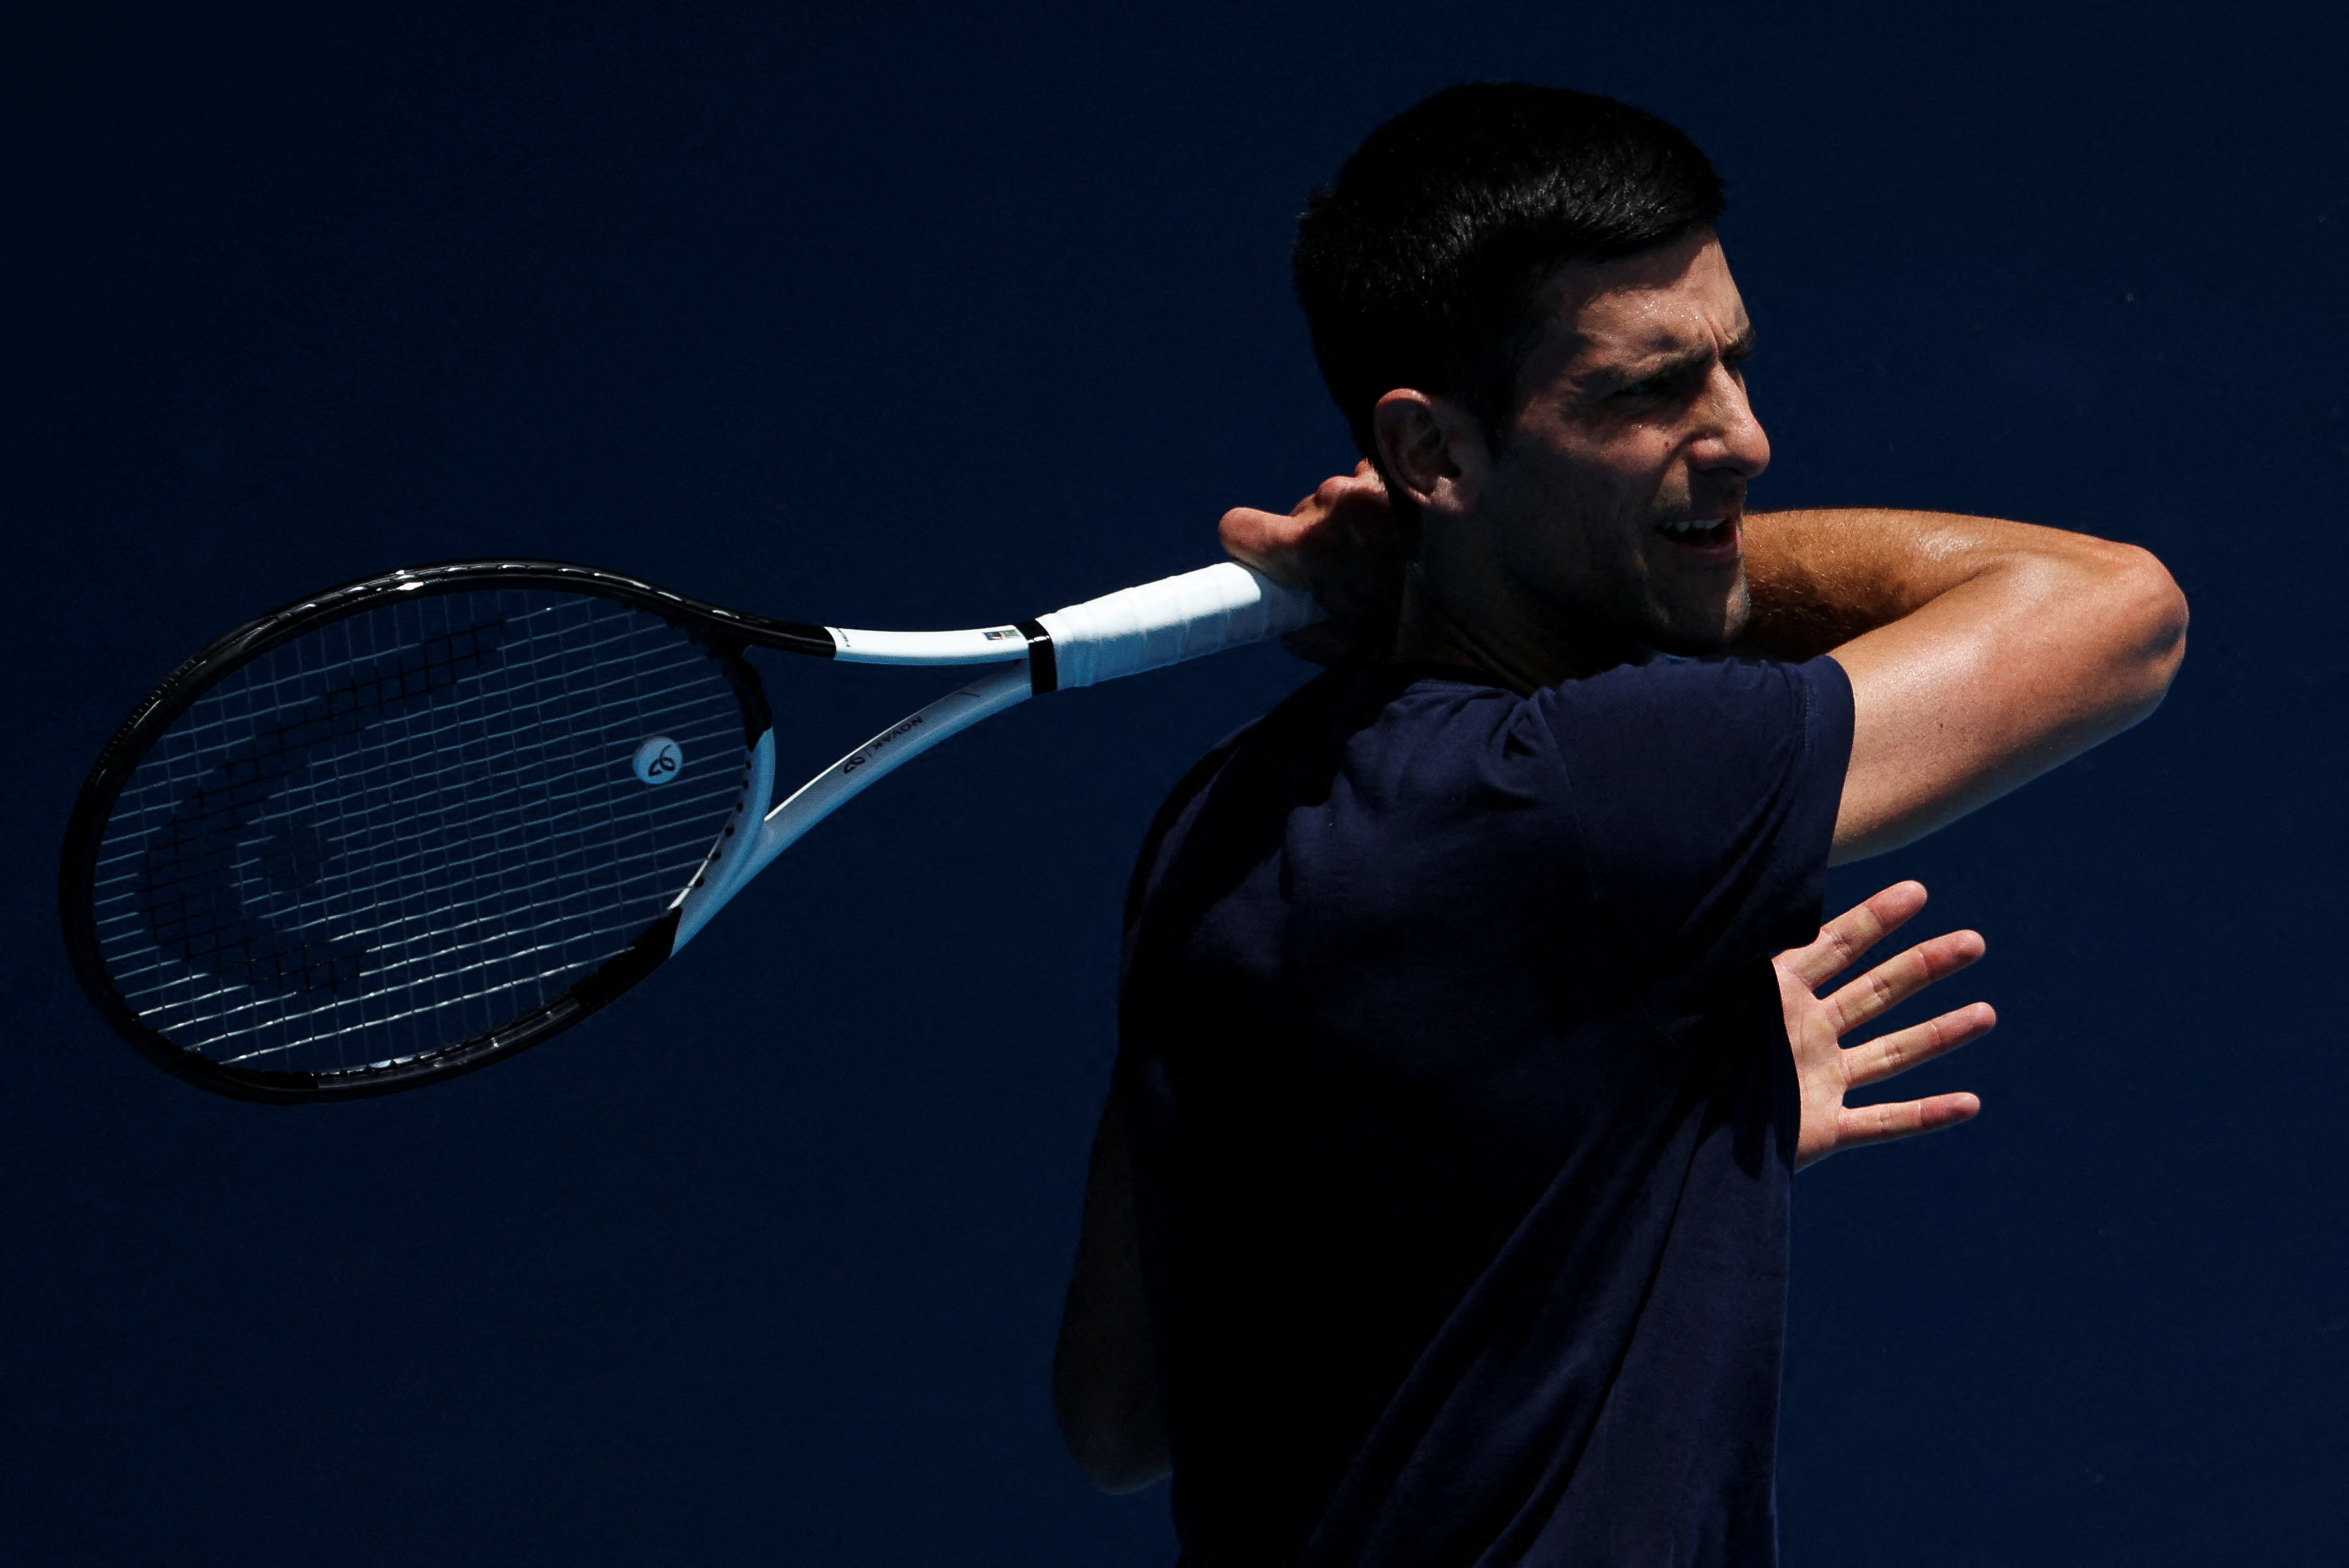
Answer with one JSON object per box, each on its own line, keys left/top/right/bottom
{"left": 1017, "top": 619, "right": 1058, "bottom": 694}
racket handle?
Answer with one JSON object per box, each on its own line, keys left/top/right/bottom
{"left": 1036, "top": 563, "right": 1323, "bottom": 689}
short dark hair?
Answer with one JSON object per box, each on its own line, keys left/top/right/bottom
{"left": 1293, "top": 84, "right": 1726, "bottom": 466}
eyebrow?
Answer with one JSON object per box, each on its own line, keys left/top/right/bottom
{"left": 1607, "top": 322, "right": 1758, "bottom": 386}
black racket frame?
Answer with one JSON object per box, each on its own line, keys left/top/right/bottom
{"left": 60, "top": 559, "right": 836, "bottom": 1104}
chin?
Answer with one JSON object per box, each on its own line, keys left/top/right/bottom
{"left": 1642, "top": 590, "right": 1750, "bottom": 657}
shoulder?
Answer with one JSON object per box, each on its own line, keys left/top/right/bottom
{"left": 1521, "top": 654, "right": 1852, "bottom": 784}
{"left": 1121, "top": 664, "right": 1513, "bottom": 928}
{"left": 1122, "top": 717, "right": 1262, "bottom": 928}
{"left": 1537, "top": 656, "right": 1856, "bottom": 985}
{"left": 1535, "top": 652, "right": 1851, "bottom": 725}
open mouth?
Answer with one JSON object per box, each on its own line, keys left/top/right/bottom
{"left": 1656, "top": 515, "right": 1741, "bottom": 557}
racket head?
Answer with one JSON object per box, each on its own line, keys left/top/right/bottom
{"left": 60, "top": 561, "right": 774, "bottom": 1102}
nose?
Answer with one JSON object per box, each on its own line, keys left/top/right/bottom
{"left": 1693, "top": 362, "right": 1770, "bottom": 480}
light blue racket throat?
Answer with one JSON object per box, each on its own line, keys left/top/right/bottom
{"left": 60, "top": 559, "right": 1319, "bottom": 1100}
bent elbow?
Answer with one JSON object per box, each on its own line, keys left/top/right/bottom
{"left": 2107, "top": 543, "right": 2189, "bottom": 719}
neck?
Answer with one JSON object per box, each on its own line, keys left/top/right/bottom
{"left": 1389, "top": 567, "right": 1641, "bottom": 693}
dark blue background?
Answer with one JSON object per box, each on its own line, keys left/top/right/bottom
{"left": 5, "top": 3, "right": 2341, "bottom": 1561}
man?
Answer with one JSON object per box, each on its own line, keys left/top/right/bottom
{"left": 1054, "top": 84, "right": 2186, "bottom": 1563}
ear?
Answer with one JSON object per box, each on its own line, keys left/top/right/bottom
{"left": 1372, "top": 390, "right": 1486, "bottom": 516}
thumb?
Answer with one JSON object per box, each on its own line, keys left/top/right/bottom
{"left": 1220, "top": 506, "right": 1310, "bottom": 589}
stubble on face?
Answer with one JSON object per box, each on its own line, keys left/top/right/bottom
{"left": 1474, "top": 231, "right": 1769, "bottom": 661}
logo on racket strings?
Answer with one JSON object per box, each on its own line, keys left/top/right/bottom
{"left": 632, "top": 737, "right": 684, "bottom": 785}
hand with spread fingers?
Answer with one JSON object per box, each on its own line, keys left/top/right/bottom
{"left": 1777, "top": 879, "right": 1996, "bottom": 1170}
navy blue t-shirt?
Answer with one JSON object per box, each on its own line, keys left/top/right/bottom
{"left": 1117, "top": 654, "right": 1855, "bottom": 1566}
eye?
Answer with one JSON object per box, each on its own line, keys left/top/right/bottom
{"left": 1610, "top": 366, "right": 1697, "bottom": 404}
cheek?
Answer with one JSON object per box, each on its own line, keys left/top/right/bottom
{"left": 1604, "top": 426, "right": 1691, "bottom": 508}
{"left": 1543, "top": 446, "right": 1679, "bottom": 556}
{"left": 1486, "top": 425, "right": 1681, "bottom": 577}
{"left": 1541, "top": 422, "right": 1681, "bottom": 514}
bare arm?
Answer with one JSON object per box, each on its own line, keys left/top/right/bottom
{"left": 1052, "top": 1086, "right": 1169, "bottom": 1493}
{"left": 1737, "top": 508, "right": 2188, "bottom": 862}
{"left": 1223, "top": 488, "right": 2188, "bottom": 858}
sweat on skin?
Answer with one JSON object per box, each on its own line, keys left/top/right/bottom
{"left": 1057, "top": 99, "right": 2186, "bottom": 1563}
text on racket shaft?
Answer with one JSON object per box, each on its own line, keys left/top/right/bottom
{"left": 840, "top": 714, "right": 927, "bottom": 774}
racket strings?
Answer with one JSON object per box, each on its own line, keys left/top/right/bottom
{"left": 90, "top": 590, "right": 752, "bottom": 1076}
{"left": 127, "top": 618, "right": 512, "bottom": 989}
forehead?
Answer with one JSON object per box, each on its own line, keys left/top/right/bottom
{"left": 1521, "top": 232, "right": 1749, "bottom": 379}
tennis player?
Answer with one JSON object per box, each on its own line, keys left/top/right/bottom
{"left": 1054, "top": 84, "right": 2186, "bottom": 1563}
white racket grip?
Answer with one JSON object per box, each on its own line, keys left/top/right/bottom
{"left": 1034, "top": 562, "right": 1323, "bottom": 689}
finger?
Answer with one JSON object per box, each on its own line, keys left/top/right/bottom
{"left": 1781, "top": 879, "right": 1928, "bottom": 991}
{"left": 1308, "top": 466, "right": 1389, "bottom": 516}
{"left": 1218, "top": 506, "right": 1309, "bottom": 587}
{"left": 1780, "top": 880, "right": 1929, "bottom": 991}
{"left": 1841, "top": 1001, "right": 1996, "bottom": 1089}
{"left": 1834, "top": 1090, "right": 1981, "bottom": 1153}
{"left": 1823, "top": 928, "right": 1985, "bottom": 1035}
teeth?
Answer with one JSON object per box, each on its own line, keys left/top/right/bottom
{"left": 1661, "top": 518, "right": 1723, "bottom": 535}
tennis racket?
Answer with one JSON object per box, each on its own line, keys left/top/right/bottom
{"left": 60, "top": 557, "right": 1318, "bottom": 1102}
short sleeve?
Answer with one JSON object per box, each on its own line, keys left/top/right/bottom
{"left": 1528, "top": 655, "right": 1854, "bottom": 999}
